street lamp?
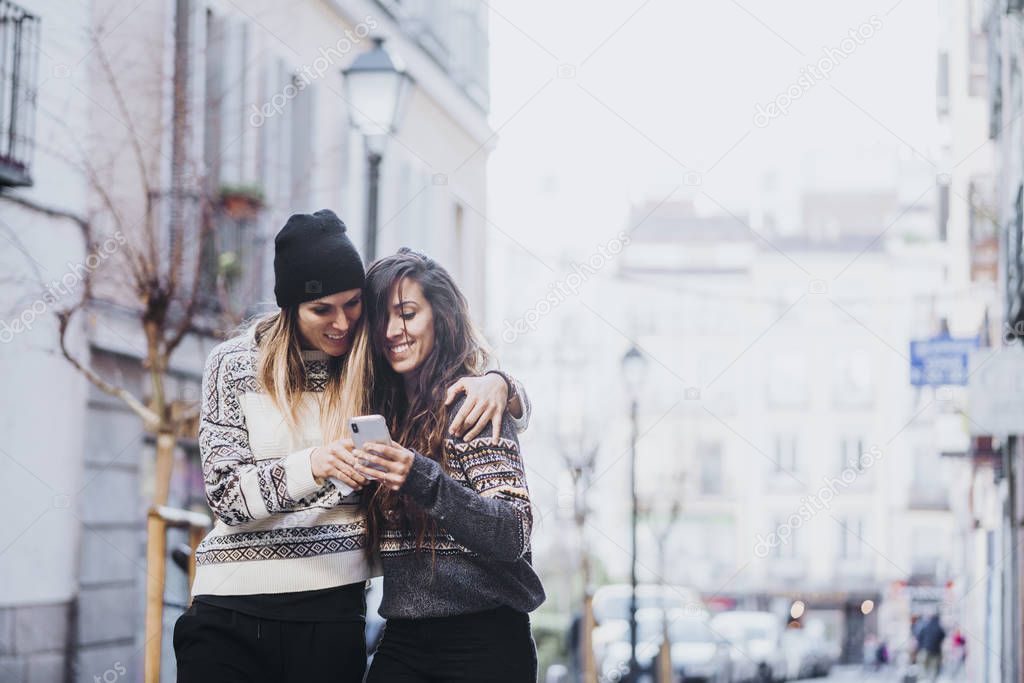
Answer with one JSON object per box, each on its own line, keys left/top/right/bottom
{"left": 621, "top": 344, "right": 648, "bottom": 681}
{"left": 342, "top": 37, "right": 413, "bottom": 261}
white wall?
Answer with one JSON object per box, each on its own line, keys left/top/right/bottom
{"left": 0, "top": 0, "right": 93, "bottom": 605}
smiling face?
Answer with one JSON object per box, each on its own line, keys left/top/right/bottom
{"left": 296, "top": 288, "right": 363, "bottom": 356}
{"left": 383, "top": 277, "right": 435, "bottom": 375}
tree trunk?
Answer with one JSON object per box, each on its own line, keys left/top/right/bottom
{"left": 152, "top": 429, "right": 176, "bottom": 507}
{"left": 582, "top": 591, "right": 598, "bottom": 683}
{"left": 577, "top": 499, "right": 598, "bottom": 683}
{"left": 144, "top": 510, "right": 168, "bottom": 683}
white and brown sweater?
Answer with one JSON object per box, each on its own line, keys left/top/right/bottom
{"left": 191, "top": 333, "right": 373, "bottom": 596}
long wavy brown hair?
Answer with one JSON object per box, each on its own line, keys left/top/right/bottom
{"left": 343, "top": 248, "right": 489, "bottom": 558}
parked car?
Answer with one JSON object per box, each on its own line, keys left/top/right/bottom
{"left": 593, "top": 618, "right": 630, "bottom": 675}
{"left": 780, "top": 620, "right": 834, "bottom": 679}
{"left": 707, "top": 615, "right": 760, "bottom": 683}
{"left": 667, "top": 610, "right": 734, "bottom": 682}
{"left": 599, "top": 608, "right": 732, "bottom": 683}
{"left": 593, "top": 583, "right": 708, "bottom": 624}
{"left": 710, "top": 611, "right": 788, "bottom": 682}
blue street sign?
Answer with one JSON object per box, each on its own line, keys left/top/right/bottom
{"left": 910, "top": 334, "right": 979, "bottom": 386}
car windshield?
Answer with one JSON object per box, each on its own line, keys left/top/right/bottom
{"left": 744, "top": 626, "right": 771, "bottom": 641}
{"left": 599, "top": 594, "right": 686, "bottom": 622}
{"left": 670, "top": 619, "right": 713, "bottom": 643}
{"left": 713, "top": 615, "right": 776, "bottom": 643}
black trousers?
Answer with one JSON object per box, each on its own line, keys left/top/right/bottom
{"left": 173, "top": 600, "right": 366, "bottom": 683}
{"left": 366, "top": 606, "right": 537, "bottom": 682}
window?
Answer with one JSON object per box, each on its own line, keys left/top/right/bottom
{"left": 698, "top": 441, "right": 723, "bottom": 495}
{"left": 969, "top": 177, "right": 998, "bottom": 283}
{"left": 771, "top": 517, "right": 797, "bottom": 559}
{"left": 909, "top": 449, "right": 949, "bottom": 509}
{"left": 1008, "top": 185, "right": 1024, "bottom": 332}
{"left": 197, "top": 9, "right": 264, "bottom": 315}
{"left": 937, "top": 180, "right": 950, "bottom": 241}
{"left": 968, "top": 0, "right": 988, "bottom": 97}
{"left": 774, "top": 434, "right": 799, "bottom": 474}
{"left": 840, "top": 436, "right": 867, "bottom": 472}
{"left": 833, "top": 349, "right": 873, "bottom": 408}
{"left": 289, "top": 72, "right": 313, "bottom": 209}
{"left": 910, "top": 527, "right": 942, "bottom": 577}
{"left": 936, "top": 51, "right": 950, "bottom": 117}
{"left": 987, "top": 14, "right": 1002, "bottom": 139}
{"left": 198, "top": 213, "right": 258, "bottom": 313}
{"left": 838, "top": 516, "right": 865, "bottom": 560}
{"left": 767, "top": 354, "right": 809, "bottom": 407}
{"left": 0, "top": 1, "right": 40, "bottom": 187}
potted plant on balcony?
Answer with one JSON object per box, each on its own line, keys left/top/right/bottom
{"left": 217, "top": 183, "right": 265, "bottom": 220}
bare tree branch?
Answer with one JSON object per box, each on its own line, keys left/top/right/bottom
{"left": 0, "top": 192, "right": 90, "bottom": 234}
{"left": 55, "top": 129, "right": 152, "bottom": 288}
{"left": 57, "top": 305, "right": 160, "bottom": 429}
{"left": 165, "top": 196, "right": 212, "bottom": 354}
{"left": 93, "top": 37, "right": 160, "bottom": 276}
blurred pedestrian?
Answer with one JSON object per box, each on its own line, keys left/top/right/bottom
{"left": 950, "top": 628, "right": 966, "bottom": 676}
{"left": 916, "top": 613, "right": 946, "bottom": 681}
{"left": 568, "top": 610, "right": 583, "bottom": 676}
{"left": 876, "top": 639, "right": 890, "bottom": 670}
{"left": 909, "top": 614, "right": 923, "bottom": 664}
{"left": 864, "top": 633, "right": 879, "bottom": 670}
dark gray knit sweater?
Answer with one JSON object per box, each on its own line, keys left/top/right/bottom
{"left": 376, "top": 408, "right": 546, "bottom": 619}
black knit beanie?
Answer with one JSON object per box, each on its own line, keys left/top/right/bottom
{"left": 273, "top": 209, "right": 365, "bottom": 308}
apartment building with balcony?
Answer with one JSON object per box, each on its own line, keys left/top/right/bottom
{"left": 0, "top": 1, "right": 494, "bottom": 680}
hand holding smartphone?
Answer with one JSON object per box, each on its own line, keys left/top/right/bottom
{"left": 350, "top": 415, "right": 392, "bottom": 476}
{"left": 324, "top": 415, "right": 393, "bottom": 492}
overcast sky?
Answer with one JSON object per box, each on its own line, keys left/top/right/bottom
{"left": 485, "top": 0, "right": 939, "bottom": 269}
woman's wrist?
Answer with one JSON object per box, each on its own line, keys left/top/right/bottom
{"left": 310, "top": 447, "right": 325, "bottom": 485}
{"left": 485, "top": 370, "right": 519, "bottom": 416}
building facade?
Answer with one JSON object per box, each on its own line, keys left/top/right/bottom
{"left": 977, "top": 1, "right": 1024, "bottom": 682}
{"left": 0, "top": 1, "right": 493, "bottom": 681}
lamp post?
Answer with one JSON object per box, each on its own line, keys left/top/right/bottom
{"left": 342, "top": 37, "right": 412, "bottom": 261}
{"left": 621, "top": 344, "right": 648, "bottom": 682}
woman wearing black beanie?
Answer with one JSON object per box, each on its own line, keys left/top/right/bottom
{"left": 173, "top": 210, "right": 528, "bottom": 683}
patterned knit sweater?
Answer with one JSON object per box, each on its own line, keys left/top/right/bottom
{"left": 377, "top": 400, "right": 546, "bottom": 619}
{"left": 191, "top": 333, "right": 373, "bottom": 596}
{"left": 191, "top": 333, "right": 531, "bottom": 598}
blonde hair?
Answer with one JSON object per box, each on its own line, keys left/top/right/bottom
{"left": 252, "top": 308, "right": 361, "bottom": 444}
{"left": 335, "top": 323, "right": 373, "bottom": 440}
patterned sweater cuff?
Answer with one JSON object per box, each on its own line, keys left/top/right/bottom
{"left": 284, "top": 447, "right": 322, "bottom": 502}
{"left": 510, "top": 375, "right": 531, "bottom": 433}
{"left": 486, "top": 370, "right": 531, "bottom": 433}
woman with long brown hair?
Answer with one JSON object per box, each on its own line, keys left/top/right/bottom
{"left": 173, "top": 213, "right": 526, "bottom": 683}
{"left": 340, "top": 248, "right": 545, "bottom": 682}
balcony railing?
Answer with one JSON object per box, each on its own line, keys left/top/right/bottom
{"left": 0, "top": 1, "right": 39, "bottom": 187}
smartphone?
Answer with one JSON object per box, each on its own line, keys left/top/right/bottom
{"left": 350, "top": 415, "right": 392, "bottom": 474}
{"left": 350, "top": 414, "right": 392, "bottom": 449}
